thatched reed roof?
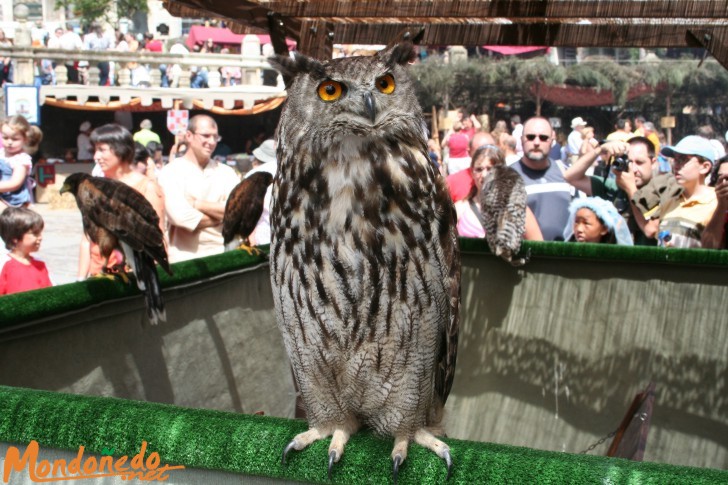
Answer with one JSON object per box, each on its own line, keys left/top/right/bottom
{"left": 163, "top": 0, "right": 728, "bottom": 68}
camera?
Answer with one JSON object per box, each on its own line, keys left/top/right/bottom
{"left": 612, "top": 156, "right": 630, "bottom": 172}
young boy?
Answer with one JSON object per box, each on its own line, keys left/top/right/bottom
{"left": 654, "top": 135, "right": 717, "bottom": 248}
{"left": 0, "top": 207, "right": 52, "bottom": 294}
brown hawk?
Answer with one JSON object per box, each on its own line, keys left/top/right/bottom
{"left": 60, "top": 173, "right": 172, "bottom": 325}
{"left": 222, "top": 171, "right": 274, "bottom": 252}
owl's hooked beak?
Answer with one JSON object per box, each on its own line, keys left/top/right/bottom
{"left": 363, "top": 92, "right": 376, "bottom": 124}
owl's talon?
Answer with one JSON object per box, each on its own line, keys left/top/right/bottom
{"left": 392, "top": 455, "right": 402, "bottom": 485}
{"left": 443, "top": 449, "right": 453, "bottom": 480}
{"left": 327, "top": 450, "right": 337, "bottom": 481}
{"left": 281, "top": 439, "right": 297, "bottom": 465}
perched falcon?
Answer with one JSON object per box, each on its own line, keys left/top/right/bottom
{"left": 222, "top": 171, "right": 274, "bottom": 252}
{"left": 269, "top": 41, "right": 460, "bottom": 481}
{"left": 60, "top": 173, "right": 172, "bottom": 325}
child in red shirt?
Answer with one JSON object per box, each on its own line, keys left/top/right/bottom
{"left": 0, "top": 207, "right": 52, "bottom": 295}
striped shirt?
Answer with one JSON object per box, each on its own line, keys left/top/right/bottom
{"left": 511, "top": 159, "right": 574, "bottom": 241}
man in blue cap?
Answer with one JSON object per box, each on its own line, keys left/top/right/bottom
{"left": 652, "top": 135, "right": 717, "bottom": 248}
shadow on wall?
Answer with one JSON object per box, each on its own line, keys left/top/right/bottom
{"left": 453, "top": 254, "right": 727, "bottom": 453}
{"left": 0, "top": 268, "right": 294, "bottom": 417}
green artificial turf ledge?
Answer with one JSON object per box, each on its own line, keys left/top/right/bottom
{"left": 0, "top": 246, "right": 270, "bottom": 328}
{"left": 2, "top": 239, "right": 728, "bottom": 329}
{"left": 0, "top": 386, "right": 726, "bottom": 484}
{"left": 461, "top": 238, "right": 728, "bottom": 266}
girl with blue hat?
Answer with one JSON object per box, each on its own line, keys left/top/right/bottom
{"left": 564, "top": 197, "right": 634, "bottom": 245}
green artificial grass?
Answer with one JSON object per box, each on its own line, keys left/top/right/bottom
{"left": 0, "top": 386, "right": 725, "bottom": 484}
{"left": 460, "top": 238, "right": 728, "bottom": 266}
{"left": 0, "top": 247, "right": 269, "bottom": 329}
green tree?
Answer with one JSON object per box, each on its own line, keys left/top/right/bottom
{"left": 502, "top": 57, "right": 565, "bottom": 115}
{"left": 634, "top": 59, "right": 692, "bottom": 144}
{"left": 410, "top": 57, "right": 457, "bottom": 114}
{"left": 450, "top": 59, "right": 498, "bottom": 114}
{"left": 55, "top": 0, "right": 148, "bottom": 30}
{"left": 565, "top": 59, "right": 633, "bottom": 106}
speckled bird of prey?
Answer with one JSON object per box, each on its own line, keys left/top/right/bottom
{"left": 268, "top": 42, "right": 460, "bottom": 481}
{"left": 60, "top": 173, "right": 172, "bottom": 325}
{"left": 479, "top": 165, "right": 529, "bottom": 266}
{"left": 222, "top": 171, "right": 274, "bottom": 252}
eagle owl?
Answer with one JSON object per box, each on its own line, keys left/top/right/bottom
{"left": 480, "top": 165, "right": 528, "bottom": 266}
{"left": 268, "top": 42, "right": 460, "bottom": 480}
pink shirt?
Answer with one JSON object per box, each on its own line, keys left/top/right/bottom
{"left": 455, "top": 199, "right": 485, "bottom": 238}
{"left": 447, "top": 133, "right": 469, "bottom": 159}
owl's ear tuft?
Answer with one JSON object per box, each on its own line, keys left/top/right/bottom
{"left": 268, "top": 53, "right": 326, "bottom": 88}
{"left": 379, "top": 41, "right": 417, "bottom": 68}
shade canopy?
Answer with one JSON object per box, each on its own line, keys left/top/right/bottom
{"left": 483, "top": 46, "right": 549, "bottom": 56}
{"left": 163, "top": 0, "right": 728, "bottom": 68}
{"left": 185, "top": 25, "right": 297, "bottom": 50}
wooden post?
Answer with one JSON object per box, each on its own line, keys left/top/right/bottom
{"left": 298, "top": 20, "right": 334, "bottom": 60}
{"left": 431, "top": 106, "right": 439, "bottom": 145}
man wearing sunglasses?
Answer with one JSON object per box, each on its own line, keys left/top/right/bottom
{"left": 510, "top": 117, "right": 573, "bottom": 241}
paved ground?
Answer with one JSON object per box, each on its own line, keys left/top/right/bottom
{"left": 33, "top": 204, "right": 83, "bottom": 286}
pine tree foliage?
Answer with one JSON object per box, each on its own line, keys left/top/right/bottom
{"left": 55, "top": 0, "right": 148, "bottom": 29}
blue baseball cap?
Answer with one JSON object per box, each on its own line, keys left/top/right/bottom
{"left": 660, "top": 135, "right": 715, "bottom": 164}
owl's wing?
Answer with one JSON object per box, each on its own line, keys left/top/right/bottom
{"left": 434, "top": 172, "right": 460, "bottom": 405}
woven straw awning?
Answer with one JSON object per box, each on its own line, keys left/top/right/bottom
{"left": 163, "top": 0, "right": 728, "bottom": 68}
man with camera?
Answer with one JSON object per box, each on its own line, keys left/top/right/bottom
{"left": 564, "top": 136, "right": 664, "bottom": 245}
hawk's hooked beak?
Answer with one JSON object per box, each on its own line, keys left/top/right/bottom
{"left": 363, "top": 92, "right": 376, "bottom": 124}
{"left": 59, "top": 183, "right": 70, "bottom": 195}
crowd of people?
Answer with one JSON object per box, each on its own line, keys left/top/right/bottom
{"left": 436, "top": 110, "right": 728, "bottom": 250}
{"left": 0, "top": 21, "right": 262, "bottom": 89}
{"left": 1, "top": 108, "right": 727, "bottom": 296}
{"left": 0, "top": 113, "right": 278, "bottom": 295}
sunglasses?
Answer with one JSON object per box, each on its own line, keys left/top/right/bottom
{"left": 525, "top": 134, "right": 550, "bottom": 142}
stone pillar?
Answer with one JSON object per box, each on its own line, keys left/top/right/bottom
{"left": 87, "top": 66, "right": 100, "bottom": 86}
{"left": 118, "top": 68, "right": 131, "bottom": 87}
{"left": 179, "top": 69, "right": 191, "bottom": 88}
{"left": 12, "top": 4, "right": 34, "bottom": 85}
{"left": 54, "top": 65, "right": 68, "bottom": 85}
{"left": 242, "top": 35, "right": 261, "bottom": 86}
{"left": 149, "top": 67, "right": 161, "bottom": 87}
{"left": 207, "top": 69, "right": 221, "bottom": 88}
{"left": 449, "top": 46, "right": 468, "bottom": 64}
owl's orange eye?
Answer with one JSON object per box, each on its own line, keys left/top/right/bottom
{"left": 317, "top": 80, "right": 344, "bottom": 101}
{"left": 375, "top": 74, "right": 395, "bottom": 94}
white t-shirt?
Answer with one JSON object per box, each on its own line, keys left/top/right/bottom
{"left": 244, "top": 161, "right": 276, "bottom": 246}
{"left": 158, "top": 156, "right": 240, "bottom": 263}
